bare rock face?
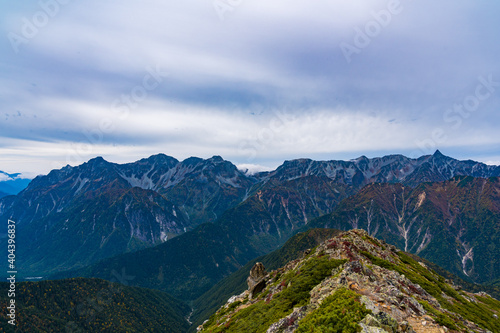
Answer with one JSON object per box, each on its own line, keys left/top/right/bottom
{"left": 247, "top": 262, "right": 267, "bottom": 299}
{"left": 266, "top": 306, "right": 307, "bottom": 333}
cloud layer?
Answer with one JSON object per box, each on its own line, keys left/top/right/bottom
{"left": 1, "top": 0, "right": 499, "bottom": 175}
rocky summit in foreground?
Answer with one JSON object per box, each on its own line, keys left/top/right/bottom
{"left": 199, "top": 229, "right": 500, "bottom": 333}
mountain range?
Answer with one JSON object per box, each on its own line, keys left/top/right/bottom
{"left": 1, "top": 147, "right": 499, "bottom": 332}
{"left": 1, "top": 151, "right": 498, "bottom": 284}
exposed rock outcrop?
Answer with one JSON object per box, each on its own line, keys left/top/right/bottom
{"left": 247, "top": 262, "right": 268, "bottom": 299}
{"left": 200, "top": 229, "right": 500, "bottom": 333}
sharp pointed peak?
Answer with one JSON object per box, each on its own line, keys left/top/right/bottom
{"left": 430, "top": 150, "right": 457, "bottom": 162}
{"left": 433, "top": 150, "right": 444, "bottom": 157}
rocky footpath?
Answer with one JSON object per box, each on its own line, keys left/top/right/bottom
{"left": 199, "top": 229, "right": 500, "bottom": 333}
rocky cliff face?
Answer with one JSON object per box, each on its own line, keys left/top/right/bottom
{"left": 13, "top": 187, "right": 190, "bottom": 275}
{"left": 0, "top": 154, "right": 255, "bottom": 228}
{"left": 0, "top": 155, "right": 255, "bottom": 276}
{"left": 310, "top": 176, "right": 500, "bottom": 284}
{"left": 261, "top": 150, "right": 499, "bottom": 188}
{"left": 199, "top": 230, "right": 500, "bottom": 333}
{"left": 3, "top": 151, "right": 497, "bottom": 230}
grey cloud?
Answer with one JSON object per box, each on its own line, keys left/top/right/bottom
{"left": 0, "top": 0, "right": 499, "bottom": 173}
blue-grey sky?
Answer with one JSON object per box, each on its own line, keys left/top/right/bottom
{"left": 1, "top": 0, "right": 499, "bottom": 176}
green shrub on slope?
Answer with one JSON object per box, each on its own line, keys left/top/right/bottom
{"left": 296, "top": 288, "right": 370, "bottom": 333}
{"left": 204, "top": 256, "right": 346, "bottom": 333}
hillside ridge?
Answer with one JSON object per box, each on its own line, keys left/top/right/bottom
{"left": 199, "top": 229, "right": 500, "bottom": 333}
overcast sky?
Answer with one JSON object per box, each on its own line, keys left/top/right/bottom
{"left": 1, "top": 0, "right": 499, "bottom": 177}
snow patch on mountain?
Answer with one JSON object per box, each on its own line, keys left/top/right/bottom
{"left": 121, "top": 173, "right": 156, "bottom": 190}
{"left": 73, "top": 176, "right": 90, "bottom": 195}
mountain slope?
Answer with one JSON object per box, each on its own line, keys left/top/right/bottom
{"left": 192, "top": 228, "right": 500, "bottom": 332}
{"left": 2, "top": 152, "right": 499, "bottom": 279}
{"left": 51, "top": 191, "right": 344, "bottom": 302}
{"left": 3, "top": 151, "right": 497, "bottom": 229}
{"left": 0, "top": 155, "right": 257, "bottom": 231}
{"left": 0, "top": 278, "right": 190, "bottom": 332}
{"left": 309, "top": 176, "right": 500, "bottom": 284}
{"left": 200, "top": 229, "right": 500, "bottom": 333}
{"left": 51, "top": 221, "right": 259, "bottom": 300}
{"left": 15, "top": 187, "right": 188, "bottom": 275}
{"left": 52, "top": 175, "right": 500, "bottom": 303}
{"left": 0, "top": 155, "right": 254, "bottom": 276}
{"left": 190, "top": 228, "right": 343, "bottom": 330}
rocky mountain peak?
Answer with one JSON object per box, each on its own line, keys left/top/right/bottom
{"left": 208, "top": 155, "right": 224, "bottom": 163}
{"left": 353, "top": 155, "right": 370, "bottom": 165}
{"left": 86, "top": 156, "right": 108, "bottom": 167}
{"left": 432, "top": 149, "right": 444, "bottom": 158}
{"left": 427, "top": 149, "right": 454, "bottom": 165}
{"left": 145, "top": 153, "right": 179, "bottom": 165}
{"left": 2, "top": 152, "right": 499, "bottom": 284}
{"left": 200, "top": 229, "right": 500, "bottom": 333}
{"left": 182, "top": 156, "right": 204, "bottom": 166}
